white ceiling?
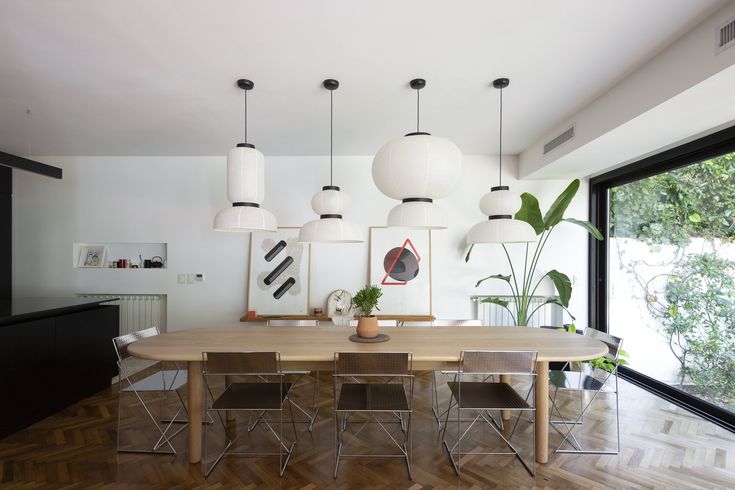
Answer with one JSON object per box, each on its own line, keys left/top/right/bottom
{"left": 0, "top": 0, "right": 726, "bottom": 157}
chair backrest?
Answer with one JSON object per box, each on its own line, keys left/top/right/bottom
{"left": 203, "top": 351, "right": 280, "bottom": 375}
{"left": 267, "top": 319, "right": 319, "bottom": 327}
{"left": 348, "top": 319, "right": 398, "bottom": 327}
{"left": 459, "top": 350, "right": 537, "bottom": 375}
{"left": 112, "top": 326, "right": 160, "bottom": 361}
{"left": 432, "top": 319, "right": 482, "bottom": 327}
{"left": 584, "top": 329, "right": 623, "bottom": 362}
{"left": 334, "top": 352, "right": 412, "bottom": 376}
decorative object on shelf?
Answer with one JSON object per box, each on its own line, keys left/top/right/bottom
{"left": 327, "top": 288, "right": 354, "bottom": 326}
{"left": 467, "top": 78, "right": 537, "bottom": 244}
{"left": 372, "top": 78, "right": 462, "bottom": 229}
{"left": 247, "top": 310, "right": 257, "bottom": 320}
{"left": 150, "top": 256, "right": 164, "bottom": 268}
{"left": 313, "top": 307, "right": 324, "bottom": 316}
{"left": 369, "top": 227, "right": 432, "bottom": 315}
{"left": 214, "top": 78, "right": 277, "bottom": 232}
{"left": 351, "top": 285, "right": 383, "bottom": 338}
{"left": 79, "top": 245, "right": 106, "bottom": 268}
{"left": 248, "top": 227, "right": 311, "bottom": 315}
{"left": 349, "top": 333, "right": 391, "bottom": 343}
{"left": 299, "top": 79, "right": 363, "bottom": 243}
{"left": 466, "top": 179, "right": 603, "bottom": 326}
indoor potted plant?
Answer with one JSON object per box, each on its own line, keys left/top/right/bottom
{"left": 352, "top": 285, "right": 382, "bottom": 338}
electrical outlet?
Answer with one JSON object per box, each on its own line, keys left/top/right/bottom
{"left": 195, "top": 273, "right": 205, "bottom": 282}
{"left": 177, "top": 274, "right": 186, "bottom": 284}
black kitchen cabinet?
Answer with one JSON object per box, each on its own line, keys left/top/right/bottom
{"left": 0, "top": 300, "right": 119, "bottom": 439}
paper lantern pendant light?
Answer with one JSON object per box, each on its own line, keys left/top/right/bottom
{"left": 298, "top": 79, "right": 363, "bottom": 243}
{"left": 467, "top": 78, "right": 536, "bottom": 244}
{"left": 372, "top": 78, "right": 462, "bottom": 229}
{"left": 214, "top": 79, "right": 277, "bottom": 232}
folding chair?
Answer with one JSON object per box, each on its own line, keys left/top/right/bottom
{"left": 430, "top": 319, "right": 483, "bottom": 429}
{"left": 550, "top": 329, "right": 622, "bottom": 455}
{"left": 333, "top": 352, "right": 414, "bottom": 479}
{"left": 202, "top": 351, "right": 297, "bottom": 477}
{"left": 262, "top": 319, "right": 320, "bottom": 431}
{"left": 112, "top": 327, "right": 188, "bottom": 454}
{"left": 441, "top": 350, "right": 537, "bottom": 476}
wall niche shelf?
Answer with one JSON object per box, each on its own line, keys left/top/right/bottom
{"left": 73, "top": 242, "right": 167, "bottom": 269}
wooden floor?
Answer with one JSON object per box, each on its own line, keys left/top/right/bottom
{"left": 1, "top": 371, "right": 734, "bottom": 489}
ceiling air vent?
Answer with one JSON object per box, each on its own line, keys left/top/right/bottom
{"left": 717, "top": 17, "right": 735, "bottom": 54}
{"left": 543, "top": 126, "right": 575, "bottom": 155}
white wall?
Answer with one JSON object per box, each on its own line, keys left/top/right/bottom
{"left": 12, "top": 155, "right": 590, "bottom": 330}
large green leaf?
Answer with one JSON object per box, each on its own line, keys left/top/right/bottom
{"left": 546, "top": 269, "right": 572, "bottom": 307}
{"left": 563, "top": 218, "right": 603, "bottom": 240}
{"left": 515, "top": 193, "right": 545, "bottom": 235}
{"left": 464, "top": 244, "right": 474, "bottom": 263}
{"left": 543, "top": 179, "right": 580, "bottom": 229}
{"left": 480, "top": 297, "right": 510, "bottom": 308}
{"left": 543, "top": 297, "right": 576, "bottom": 320}
{"left": 475, "top": 274, "right": 511, "bottom": 288}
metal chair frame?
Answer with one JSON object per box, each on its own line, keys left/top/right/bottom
{"left": 550, "top": 329, "right": 622, "bottom": 455}
{"left": 429, "top": 320, "right": 484, "bottom": 429}
{"left": 202, "top": 351, "right": 298, "bottom": 477}
{"left": 441, "top": 350, "right": 537, "bottom": 477}
{"left": 333, "top": 352, "right": 415, "bottom": 480}
{"left": 112, "top": 327, "right": 188, "bottom": 455}
{"left": 262, "top": 319, "right": 320, "bottom": 432}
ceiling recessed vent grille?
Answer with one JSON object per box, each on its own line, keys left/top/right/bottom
{"left": 717, "top": 17, "right": 735, "bottom": 53}
{"left": 543, "top": 126, "right": 575, "bottom": 155}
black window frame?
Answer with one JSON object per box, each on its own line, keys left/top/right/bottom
{"left": 589, "top": 124, "right": 735, "bottom": 433}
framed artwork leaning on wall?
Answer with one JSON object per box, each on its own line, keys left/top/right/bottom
{"left": 368, "top": 226, "right": 431, "bottom": 316}
{"left": 248, "top": 227, "right": 311, "bottom": 315}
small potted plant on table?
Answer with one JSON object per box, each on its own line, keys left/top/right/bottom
{"left": 352, "top": 285, "right": 382, "bottom": 338}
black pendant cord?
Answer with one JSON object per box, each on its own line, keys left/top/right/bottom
{"left": 498, "top": 85, "right": 503, "bottom": 187}
{"left": 330, "top": 89, "right": 333, "bottom": 187}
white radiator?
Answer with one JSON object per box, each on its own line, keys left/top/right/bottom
{"left": 472, "top": 295, "right": 563, "bottom": 327}
{"left": 77, "top": 294, "right": 167, "bottom": 335}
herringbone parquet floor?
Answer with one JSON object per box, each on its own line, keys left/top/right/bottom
{"left": 1, "top": 371, "right": 734, "bottom": 489}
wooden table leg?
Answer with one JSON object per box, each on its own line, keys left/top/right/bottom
{"left": 187, "top": 360, "right": 203, "bottom": 464}
{"left": 500, "top": 374, "right": 512, "bottom": 421}
{"left": 535, "top": 360, "right": 549, "bottom": 463}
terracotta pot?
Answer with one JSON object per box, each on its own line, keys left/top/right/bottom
{"left": 356, "top": 316, "right": 379, "bottom": 338}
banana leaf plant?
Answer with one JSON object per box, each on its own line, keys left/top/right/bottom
{"left": 466, "top": 179, "right": 603, "bottom": 326}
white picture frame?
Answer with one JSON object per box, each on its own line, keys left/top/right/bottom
{"left": 369, "top": 227, "right": 432, "bottom": 315}
{"left": 78, "top": 245, "right": 107, "bottom": 268}
{"left": 248, "top": 227, "right": 311, "bottom": 315}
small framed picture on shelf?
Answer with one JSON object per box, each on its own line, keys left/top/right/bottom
{"left": 78, "top": 245, "right": 107, "bottom": 268}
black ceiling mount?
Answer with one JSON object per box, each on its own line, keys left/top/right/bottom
{"left": 237, "top": 79, "right": 254, "bottom": 90}
{"left": 323, "top": 79, "right": 339, "bottom": 90}
{"left": 409, "top": 78, "right": 426, "bottom": 90}
{"left": 492, "top": 78, "right": 510, "bottom": 89}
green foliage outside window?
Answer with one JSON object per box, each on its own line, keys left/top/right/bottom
{"left": 610, "top": 152, "right": 735, "bottom": 408}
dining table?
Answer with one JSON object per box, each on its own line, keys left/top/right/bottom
{"left": 127, "top": 325, "right": 608, "bottom": 464}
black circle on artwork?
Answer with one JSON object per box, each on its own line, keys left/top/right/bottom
{"left": 384, "top": 247, "right": 419, "bottom": 282}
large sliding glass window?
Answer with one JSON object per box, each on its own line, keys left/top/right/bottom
{"left": 590, "top": 126, "right": 735, "bottom": 430}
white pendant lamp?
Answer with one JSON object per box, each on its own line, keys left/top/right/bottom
{"left": 214, "top": 79, "right": 277, "bottom": 232}
{"left": 467, "top": 78, "right": 536, "bottom": 244}
{"left": 298, "top": 79, "right": 363, "bottom": 243}
{"left": 372, "top": 78, "right": 462, "bottom": 229}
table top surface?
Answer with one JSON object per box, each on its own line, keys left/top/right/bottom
{"left": 127, "top": 325, "right": 608, "bottom": 363}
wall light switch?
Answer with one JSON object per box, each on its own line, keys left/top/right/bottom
{"left": 187, "top": 273, "right": 195, "bottom": 284}
{"left": 177, "top": 273, "right": 186, "bottom": 284}
{"left": 195, "top": 273, "right": 205, "bottom": 282}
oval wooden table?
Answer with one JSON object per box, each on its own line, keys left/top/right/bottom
{"left": 128, "top": 325, "right": 607, "bottom": 465}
